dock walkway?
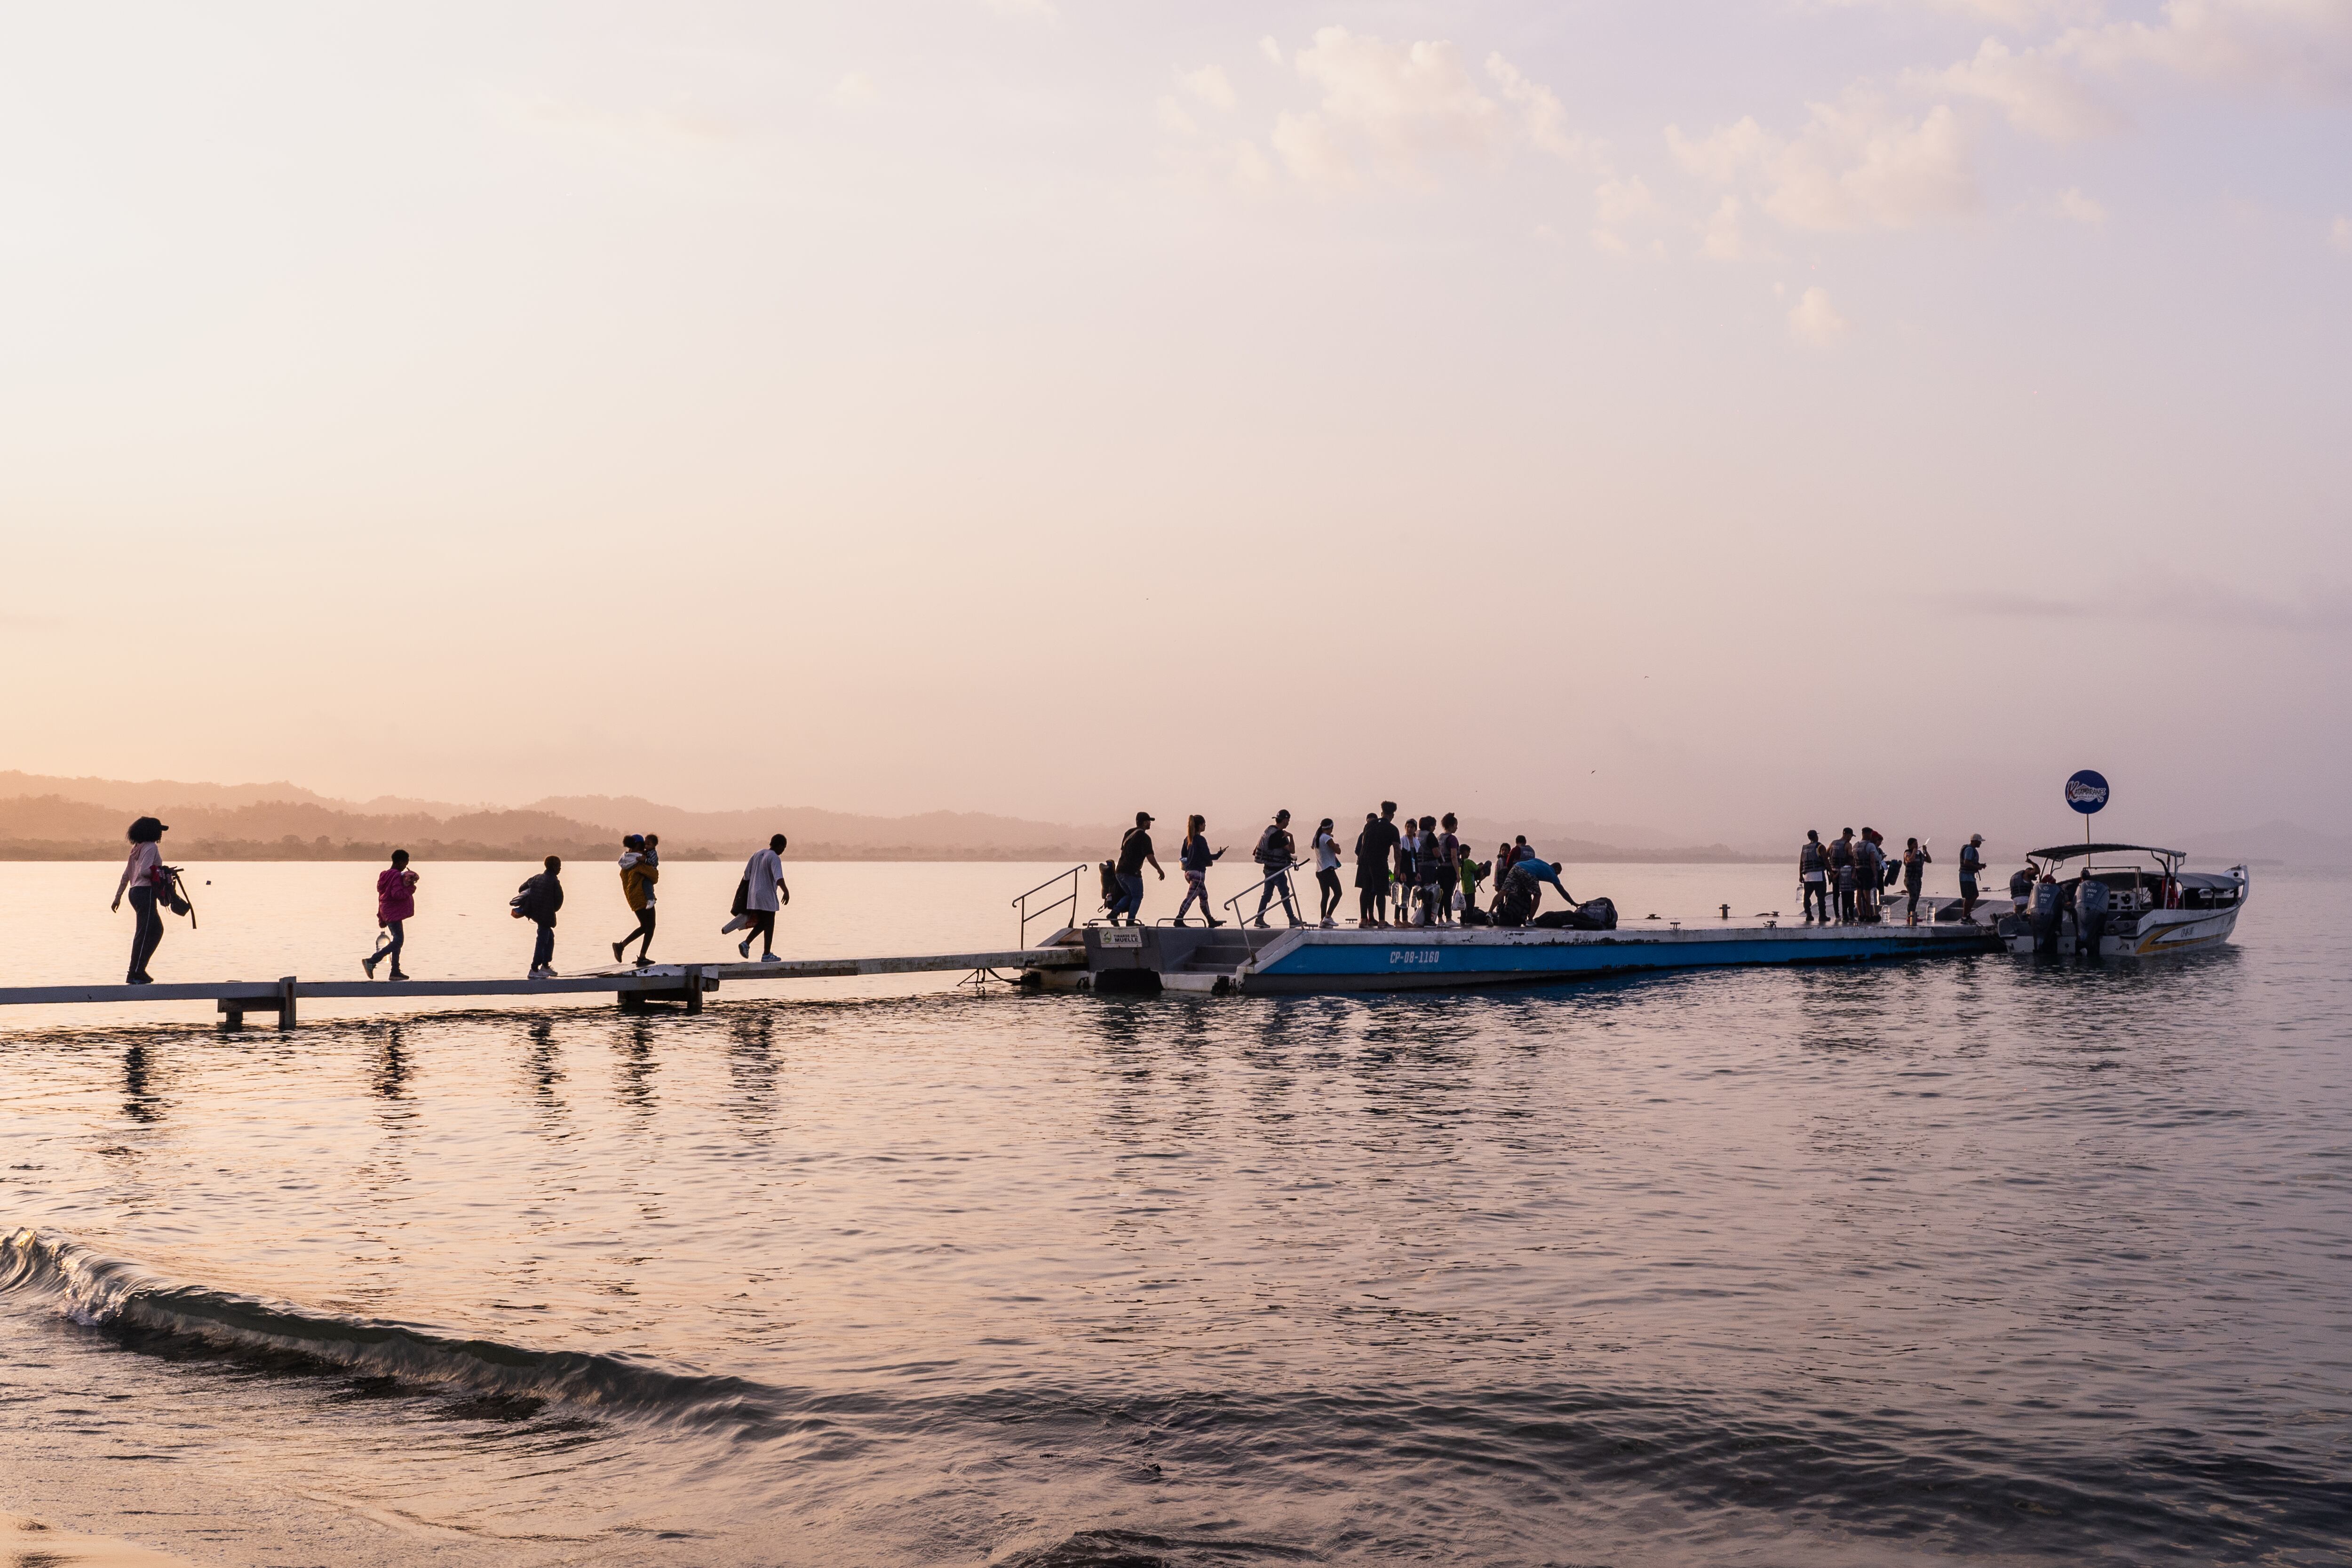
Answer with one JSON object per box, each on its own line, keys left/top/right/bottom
{"left": 0, "top": 947, "right": 1084, "bottom": 1028}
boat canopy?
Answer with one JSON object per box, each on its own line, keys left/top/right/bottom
{"left": 2026, "top": 842, "right": 2186, "bottom": 863}
{"left": 2174, "top": 871, "right": 2244, "bottom": 891}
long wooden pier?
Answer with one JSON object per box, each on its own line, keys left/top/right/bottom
{"left": 0, "top": 948, "right": 1085, "bottom": 1029}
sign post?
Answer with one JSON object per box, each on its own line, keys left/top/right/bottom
{"left": 2066, "top": 769, "right": 2109, "bottom": 845}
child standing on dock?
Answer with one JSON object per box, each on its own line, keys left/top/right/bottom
{"left": 365, "top": 849, "right": 416, "bottom": 980}
{"left": 612, "top": 835, "right": 659, "bottom": 966}
{"left": 1173, "top": 816, "right": 1225, "bottom": 926}
{"left": 514, "top": 856, "right": 564, "bottom": 978}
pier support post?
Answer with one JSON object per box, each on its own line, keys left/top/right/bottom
{"left": 684, "top": 965, "right": 704, "bottom": 1015}
{"left": 278, "top": 976, "right": 297, "bottom": 1030}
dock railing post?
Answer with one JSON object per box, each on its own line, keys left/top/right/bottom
{"left": 279, "top": 976, "right": 298, "bottom": 1030}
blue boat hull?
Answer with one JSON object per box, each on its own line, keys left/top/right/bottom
{"left": 1238, "top": 924, "right": 1996, "bottom": 993}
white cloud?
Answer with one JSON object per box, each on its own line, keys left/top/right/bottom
{"left": 2055, "top": 186, "right": 2107, "bottom": 223}
{"left": 2058, "top": 0, "right": 2352, "bottom": 101}
{"left": 1270, "top": 110, "right": 1357, "bottom": 187}
{"left": 2332, "top": 215, "right": 2352, "bottom": 255}
{"left": 1176, "top": 64, "right": 1236, "bottom": 112}
{"left": 1486, "top": 53, "right": 1583, "bottom": 159}
{"left": 830, "top": 72, "right": 878, "bottom": 108}
{"left": 1671, "top": 95, "right": 1977, "bottom": 231}
{"left": 1157, "top": 96, "right": 1198, "bottom": 136}
{"left": 1261, "top": 28, "right": 1581, "bottom": 187}
{"left": 1668, "top": 117, "right": 1770, "bottom": 183}
{"left": 1823, "top": 0, "right": 2095, "bottom": 27}
{"left": 1788, "top": 287, "right": 1851, "bottom": 344}
{"left": 1228, "top": 140, "right": 1275, "bottom": 192}
{"left": 1701, "top": 196, "right": 1749, "bottom": 260}
{"left": 1259, "top": 37, "right": 1284, "bottom": 67}
{"left": 1592, "top": 175, "right": 1664, "bottom": 254}
{"left": 1913, "top": 37, "right": 2122, "bottom": 140}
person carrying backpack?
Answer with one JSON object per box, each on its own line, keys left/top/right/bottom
{"left": 1252, "top": 810, "right": 1301, "bottom": 928}
{"left": 1900, "top": 836, "right": 1933, "bottom": 925}
{"left": 512, "top": 856, "right": 564, "bottom": 978}
{"left": 110, "top": 816, "right": 175, "bottom": 984}
{"left": 1106, "top": 813, "right": 1162, "bottom": 925}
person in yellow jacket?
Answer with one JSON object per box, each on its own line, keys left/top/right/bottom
{"left": 612, "top": 833, "right": 659, "bottom": 966}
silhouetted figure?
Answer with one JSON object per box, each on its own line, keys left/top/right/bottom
{"left": 613, "top": 834, "right": 659, "bottom": 966}
{"left": 366, "top": 849, "right": 417, "bottom": 980}
{"left": 111, "top": 816, "right": 171, "bottom": 984}
{"left": 513, "top": 855, "right": 564, "bottom": 978}
{"left": 735, "top": 834, "right": 790, "bottom": 961}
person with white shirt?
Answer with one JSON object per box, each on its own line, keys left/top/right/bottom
{"left": 1310, "top": 817, "right": 1343, "bottom": 928}
{"left": 735, "top": 834, "right": 790, "bottom": 961}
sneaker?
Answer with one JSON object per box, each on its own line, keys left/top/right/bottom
{"left": 363, "top": 956, "right": 379, "bottom": 979}
{"left": 612, "top": 940, "right": 628, "bottom": 963}
{"left": 388, "top": 971, "right": 409, "bottom": 982}
{"left": 1171, "top": 917, "right": 1188, "bottom": 927}
{"left": 1251, "top": 918, "right": 1268, "bottom": 929}
{"left": 738, "top": 938, "right": 753, "bottom": 959}
{"left": 1320, "top": 918, "right": 1335, "bottom": 929}
{"left": 1207, "top": 918, "right": 1225, "bottom": 928}
{"left": 759, "top": 952, "right": 777, "bottom": 963}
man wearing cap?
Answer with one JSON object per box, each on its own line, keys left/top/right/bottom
{"left": 1958, "top": 833, "right": 1985, "bottom": 922}
{"left": 1110, "top": 811, "right": 1164, "bottom": 926}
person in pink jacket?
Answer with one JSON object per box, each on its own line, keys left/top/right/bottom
{"left": 365, "top": 849, "right": 418, "bottom": 980}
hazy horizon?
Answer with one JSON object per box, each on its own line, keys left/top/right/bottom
{"left": 3, "top": 2, "right": 2344, "bottom": 849}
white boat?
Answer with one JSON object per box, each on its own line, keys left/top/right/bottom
{"left": 1999, "top": 842, "right": 2247, "bottom": 958}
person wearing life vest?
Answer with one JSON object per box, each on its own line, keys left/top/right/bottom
{"left": 1798, "top": 830, "right": 1830, "bottom": 924}
{"left": 1829, "top": 829, "right": 1857, "bottom": 923}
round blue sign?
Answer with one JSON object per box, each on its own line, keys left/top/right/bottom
{"left": 2066, "top": 769, "right": 2110, "bottom": 815}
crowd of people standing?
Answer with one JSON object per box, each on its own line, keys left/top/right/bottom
{"left": 1796, "top": 827, "right": 2000, "bottom": 926}
{"left": 1106, "top": 803, "right": 1581, "bottom": 931}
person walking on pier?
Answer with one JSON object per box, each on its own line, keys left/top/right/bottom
{"left": 1901, "top": 836, "right": 1933, "bottom": 925}
{"left": 612, "top": 835, "right": 659, "bottom": 966}
{"left": 1354, "top": 807, "right": 1398, "bottom": 927}
{"left": 111, "top": 816, "right": 172, "bottom": 984}
{"left": 1252, "top": 810, "right": 1301, "bottom": 928}
{"left": 365, "top": 849, "right": 417, "bottom": 980}
{"left": 736, "top": 835, "right": 790, "bottom": 960}
{"left": 1311, "top": 818, "right": 1343, "bottom": 928}
{"left": 1799, "top": 830, "right": 1830, "bottom": 924}
{"left": 1109, "top": 812, "right": 1162, "bottom": 926}
{"left": 1174, "top": 816, "right": 1225, "bottom": 926}
{"left": 514, "top": 856, "right": 564, "bottom": 979}
{"left": 1958, "top": 834, "right": 1985, "bottom": 922}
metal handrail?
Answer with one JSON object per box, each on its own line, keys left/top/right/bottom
{"left": 1222, "top": 860, "right": 1304, "bottom": 929}
{"left": 1011, "top": 864, "right": 1087, "bottom": 948}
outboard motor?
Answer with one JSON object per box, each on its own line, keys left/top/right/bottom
{"left": 2077, "top": 878, "right": 2111, "bottom": 957}
{"left": 2029, "top": 878, "right": 2063, "bottom": 954}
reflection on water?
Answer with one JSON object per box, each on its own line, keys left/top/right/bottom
{"left": 0, "top": 873, "right": 2345, "bottom": 1567}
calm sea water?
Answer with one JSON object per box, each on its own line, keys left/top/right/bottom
{"left": 2, "top": 859, "right": 2347, "bottom": 1566}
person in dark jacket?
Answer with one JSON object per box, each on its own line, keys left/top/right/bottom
{"left": 1958, "top": 833, "right": 1985, "bottom": 921}
{"left": 1252, "top": 810, "right": 1301, "bottom": 928}
{"left": 1354, "top": 804, "right": 1400, "bottom": 927}
{"left": 1109, "top": 812, "right": 1162, "bottom": 925}
{"left": 1173, "top": 815, "right": 1226, "bottom": 926}
{"left": 515, "top": 855, "right": 564, "bottom": 978}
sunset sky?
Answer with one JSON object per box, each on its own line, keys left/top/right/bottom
{"left": 2, "top": 1, "right": 2346, "bottom": 847}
